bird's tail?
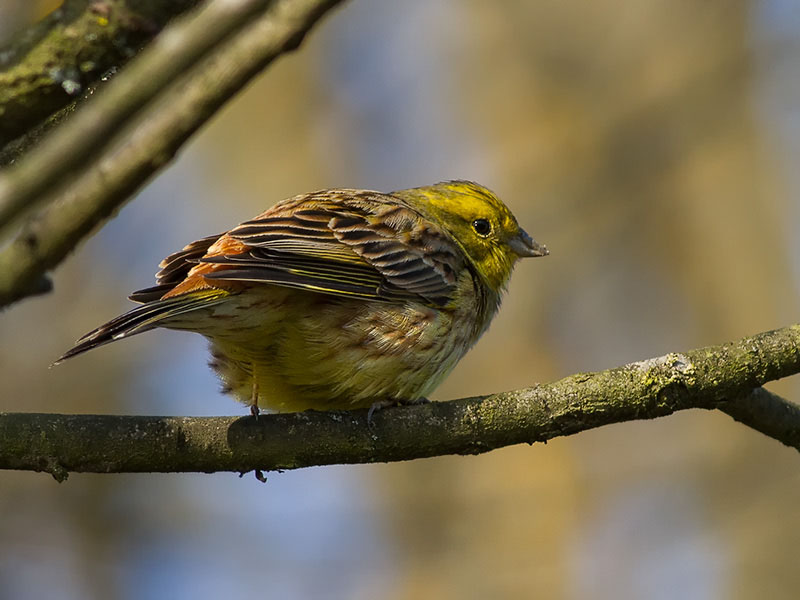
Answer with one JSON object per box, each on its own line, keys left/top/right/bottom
{"left": 55, "top": 290, "right": 230, "bottom": 364}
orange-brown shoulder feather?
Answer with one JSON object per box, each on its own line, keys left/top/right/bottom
{"left": 162, "top": 235, "right": 251, "bottom": 298}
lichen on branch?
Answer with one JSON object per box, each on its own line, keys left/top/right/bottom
{"left": 0, "top": 0, "right": 201, "bottom": 150}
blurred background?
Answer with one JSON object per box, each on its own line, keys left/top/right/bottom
{"left": 2, "top": 0, "right": 800, "bottom": 598}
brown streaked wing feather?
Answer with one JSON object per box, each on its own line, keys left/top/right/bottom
{"left": 210, "top": 191, "right": 464, "bottom": 306}
{"left": 156, "top": 234, "right": 225, "bottom": 284}
{"left": 230, "top": 202, "right": 363, "bottom": 264}
{"left": 200, "top": 247, "right": 418, "bottom": 302}
{"left": 330, "top": 208, "right": 462, "bottom": 304}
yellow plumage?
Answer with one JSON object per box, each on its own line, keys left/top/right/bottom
{"left": 58, "top": 181, "right": 548, "bottom": 413}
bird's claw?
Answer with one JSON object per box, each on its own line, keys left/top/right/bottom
{"left": 367, "top": 399, "right": 393, "bottom": 426}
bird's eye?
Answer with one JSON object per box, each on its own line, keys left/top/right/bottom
{"left": 472, "top": 218, "right": 492, "bottom": 237}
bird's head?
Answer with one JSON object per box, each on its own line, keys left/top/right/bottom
{"left": 397, "top": 180, "right": 548, "bottom": 292}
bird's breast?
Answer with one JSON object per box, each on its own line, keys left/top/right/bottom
{"left": 196, "top": 273, "right": 497, "bottom": 411}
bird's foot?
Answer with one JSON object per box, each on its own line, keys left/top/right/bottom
{"left": 238, "top": 469, "right": 268, "bottom": 483}
{"left": 250, "top": 380, "right": 260, "bottom": 421}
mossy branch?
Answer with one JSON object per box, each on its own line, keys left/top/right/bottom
{"left": 2, "top": 325, "right": 798, "bottom": 482}
{"left": 0, "top": 0, "right": 347, "bottom": 307}
{"left": 0, "top": 0, "right": 202, "bottom": 155}
{"left": 0, "top": 0, "right": 310, "bottom": 236}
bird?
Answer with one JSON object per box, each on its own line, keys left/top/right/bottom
{"left": 57, "top": 180, "right": 548, "bottom": 416}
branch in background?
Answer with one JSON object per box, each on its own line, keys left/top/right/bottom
{"left": 720, "top": 387, "right": 800, "bottom": 446}
{"left": 0, "top": 0, "right": 202, "bottom": 154}
{"left": 1, "top": 325, "right": 798, "bottom": 482}
{"left": 0, "top": 0, "right": 274, "bottom": 238}
{"left": 0, "top": 0, "right": 348, "bottom": 308}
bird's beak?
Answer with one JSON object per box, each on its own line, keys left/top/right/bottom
{"left": 509, "top": 228, "right": 549, "bottom": 258}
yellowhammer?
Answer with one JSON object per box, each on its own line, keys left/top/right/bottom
{"left": 58, "top": 180, "right": 548, "bottom": 415}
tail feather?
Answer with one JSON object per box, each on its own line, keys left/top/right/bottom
{"left": 55, "top": 290, "right": 229, "bottom": 364}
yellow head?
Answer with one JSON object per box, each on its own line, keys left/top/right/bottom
{"left": 395, "top": 180, "right": 548, "bottom": 292}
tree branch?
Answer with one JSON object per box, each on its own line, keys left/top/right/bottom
{"left": 718, "top": 387, "right": 800, "bottom": 446}
{"left": 2, "top": 325, "right": 798, "bottom": 481}
{"left": 0, "top": 0, "right": 347, "bottom": 308}
{"left": 0, "top": 0, "right": 275, "bottom": 237}
{"left": 0, "top": 0, "right": 202, "bottom": 152}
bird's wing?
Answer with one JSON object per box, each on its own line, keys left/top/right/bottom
{"left": 129, "top": 234, "right": 224, "bottom": 303}
{"left": 193, "top": 191, "right": 464, "bottom": 306}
